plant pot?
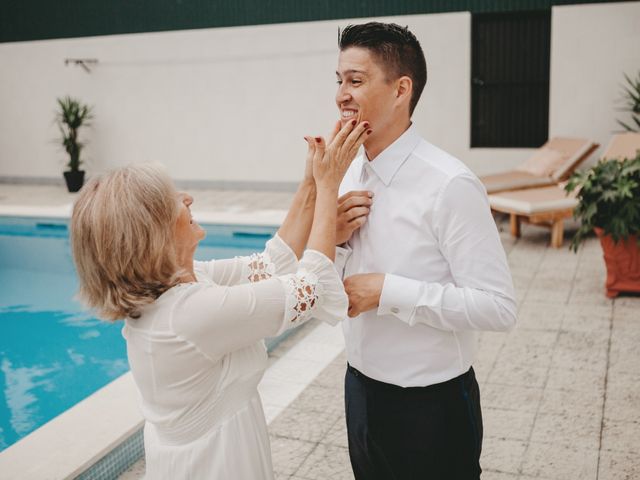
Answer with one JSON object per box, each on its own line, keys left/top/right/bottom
{"left": 595, "top": 228, "right": 640, "bottom": 298}
{"left": 63, "top": 170, "right": 85, "bottom": 193}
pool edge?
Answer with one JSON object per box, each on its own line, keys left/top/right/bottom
{"left": 0, "top": 372, "right": 143, "bottom": 480}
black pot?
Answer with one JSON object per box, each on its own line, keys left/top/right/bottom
{"left": 63, "top": 170, "right": 85, "bottom": 192}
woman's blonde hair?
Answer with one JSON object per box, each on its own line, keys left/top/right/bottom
{"left": 70, "top": 163, "right": 182, "bottom": 321}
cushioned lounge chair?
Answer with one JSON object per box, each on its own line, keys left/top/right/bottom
{"left": 480, "top": 137, "right": 599, "bottom": 194}
{"left": 600, "top": 131, "right": 640, "bottom": 161}
{"left": 489, "top": 185, "right": 577, "bottom": 248}
{"left": 488, "top": 133, "right": 640, "bottom": 247}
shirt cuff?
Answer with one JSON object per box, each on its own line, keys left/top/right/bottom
{"left": 378, "top": 274, "right": 421, "bottom": 324}
{"left": 334, "top": 244, "right": 352, "bottom": 278}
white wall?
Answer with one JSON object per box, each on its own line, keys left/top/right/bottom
{"left": 550, "top": 1, "right": 640, "bottom": 164}
{"left": 1, "top": 4, "right": 639, "bottom": 186}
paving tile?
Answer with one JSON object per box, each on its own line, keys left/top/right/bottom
{"left": 269, "top": 406, "right": 339, "bottom": 443}
{"left": 288, "top": 384, "right": 344, "bottom": 416}
{"left": 481, "top": 437, "right": 527, "bottom": 474}
{"left": 561, "top": 311, "right": 611, "bottom": 334}
{"left": 560, "top": 304, "right": 612, "bottom": 319}
{"left": 556, "top": 329, "right": 610, "bottom": 352}
{"left": 529, "top": 411, "right": 601, "bottom": 450}
{"left": 598, "top": 449, "right": 640, "bottom": 480}
{"left": 323, "top": 417, "right": 348, "bottom": 449}
{"left": 604, "top": 371, "right": 640, "bottom": 422}
{"left": 498, "top": 344, "right": 555, "bottom": 370}
{"left": 611, "top": 317, "right": 640, "bottom": 340}
{"left": 483, "top": 407, "right": 536, "bottom": 441}
{"left": 608, "top": 340, "right": 640, "bottom": 375}
{"left": 612, "top": 297, "right": 640, "bottom": 310}
{"left": 545, "top": 366, "right": 606, "bottom": 393}
{"left": 551, "top": 345, "right": 607, "bottom": 373}
{"left": 311, "top": 363, "right": 346, "bottom": 390}
{"left": 473, "top": 361, "right": 495, "bottom": 385}
{"left": 293, "top": 444, "right": 353, "bottom": 480}
{"left": 505, "top": 329, "right": 559, "bottom": 348}
{"left": 538, "top": 387, "right": 603, "bottom": 417}
{"left": 567, "top": 292, "right": 614, "bottom": 307}
{"left": 481, "top": 472, "right": 519, "bottom": 480}
{"left": 331, "top": 350, "right": 347, "bottom": 366}
{"left": 524, "top": 288, "right": 570, "bottom": 304}
{"left": 521, "top": 442, "right": 598, "bottom": 479}
{"left": 270, "top": 436, "right": 316, "bottom": 477}
{"left": 482, "top": 384, "right": 543, "bottom": 413}
{"left": 601, "top": 419, "right": 640, "bottom": 454}
{"left": 488, "top": 361, "right": 549, "bottom": 389}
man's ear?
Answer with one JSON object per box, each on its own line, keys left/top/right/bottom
{"left": 396, "top": 76, "right": 413, "bottom": 105}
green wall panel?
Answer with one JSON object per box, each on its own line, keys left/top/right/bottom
{"left": 0, "top": 0, "right": 635, "bottom": 43}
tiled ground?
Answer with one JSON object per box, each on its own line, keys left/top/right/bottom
{"left": 2, "top": 184, "right": 638, "bottom": 479}
{"left": 122, "top": 218, "right": 640, "bottom": 480}
{"left": 265, "top": 223, "right": 640, "bottom": 480}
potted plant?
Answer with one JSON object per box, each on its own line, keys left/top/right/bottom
{"left": 617, "top": 71, "right": 640, "bottom": 132}
{"left": 56, "top": 96, "right": 93, "bottom": 192}
{"left": 565, "top": 152, "right": 640, "bottom": 298}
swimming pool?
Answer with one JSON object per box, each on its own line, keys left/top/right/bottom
{"left": 0, "top": 216, "right": 277, "bottom": 451}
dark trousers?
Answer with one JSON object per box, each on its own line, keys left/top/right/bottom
{"left": 345, "top": 365, "right": 483, "bottom": 480}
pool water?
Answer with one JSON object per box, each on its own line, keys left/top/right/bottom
{"left": 0, "top": 217, "right": 276, "bottom": 451}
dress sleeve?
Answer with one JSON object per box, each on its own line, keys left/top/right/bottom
{"left": 170, "top": 249, "right": 347, "bottom": 360}
{"left": 377, "top": 174, "right": 517, "bottom": 332}
{"left": 194, "top": 233, "right": 298, "bottom": 286}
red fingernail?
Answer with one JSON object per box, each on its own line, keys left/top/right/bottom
{"left": 363, "top": 122, "right": 369, "bottom": 128}
{"left": 315, "top": 137, "right": 322, "bottom": 143}
{"left": 367, "top": 129, "right": 372, "bottom": 135}
{"left": 351, "top": 120, "right": 356, "bottom": 126}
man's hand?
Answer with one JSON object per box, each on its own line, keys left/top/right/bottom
{"left": 344, "top": 273, "right": 385, "bottom": 318}
{"left": 337, "top": 191, "right": 373, "bottom": 245}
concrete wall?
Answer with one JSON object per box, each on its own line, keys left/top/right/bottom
{"left": 550, "top": 1, "right": 640, "bottom": 164}
{"left": 0, "top": 4, "right": 639, "bottom": 186}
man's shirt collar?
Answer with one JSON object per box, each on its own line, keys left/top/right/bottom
{"left": 362, "top": 123, "right": 421, "bottom": 186}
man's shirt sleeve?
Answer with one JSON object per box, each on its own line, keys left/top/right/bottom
{"left": 378, "top": 174, "right": 517, "bottom": 332}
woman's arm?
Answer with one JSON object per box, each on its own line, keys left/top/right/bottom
{"left": 276, "top": 177, "right": 316, "bottom": 260}
{"left": 275, "top": 129, "right": 335, "bottom": 259}
{"left": 307, "top": 120, "right": 370, "bottom": 260}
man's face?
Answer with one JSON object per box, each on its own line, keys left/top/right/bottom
{"left": 335, "top": 47, "right": 398, "bottom": 134}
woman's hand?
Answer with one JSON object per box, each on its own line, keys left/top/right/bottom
{"left": 308, "top": 120, "right": 371, "bottom": 190}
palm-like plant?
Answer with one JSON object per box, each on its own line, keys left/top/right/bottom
{"left": 56, "top": 96, "right": 93, "bottom": 172}
{"left": 617, "top": 71, "right": 640, "bottom": 132}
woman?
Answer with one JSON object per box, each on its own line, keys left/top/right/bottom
{"left": 70, "top": 120, "right": 370, "bottom": 479}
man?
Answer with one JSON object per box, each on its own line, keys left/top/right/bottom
{"left": 332, "top": 22, "right": 517, "bottom": 479}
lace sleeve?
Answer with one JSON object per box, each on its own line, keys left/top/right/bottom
{"left": 201, "top": 234, "right": 298, "bottom": 286}
{"left": 274, "top": 250, "right": 348, "bottom": 334}
{"left": 246, "top": 251, "right": 276, "bottom": 283}
{"left": 283, "top": 270, "right": 319, "bottom": 325}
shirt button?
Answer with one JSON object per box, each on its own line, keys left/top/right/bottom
{"left": 391, "top": 307, "right": 400, "bottom": 314}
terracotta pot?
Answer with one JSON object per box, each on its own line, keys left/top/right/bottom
{"left": 594, "top": 228, "right": 640, "bottom": 298}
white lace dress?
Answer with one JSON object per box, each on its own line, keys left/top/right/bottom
{"left": 122, "top": 235, "right": 346, "bottom": 479}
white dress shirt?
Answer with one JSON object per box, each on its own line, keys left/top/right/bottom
{"left": 336, "top": 124, "right": 517, "bottom": 388}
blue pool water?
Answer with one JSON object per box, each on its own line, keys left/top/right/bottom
{"left": 0, "top": 216, "right": 276, "bottom": 451}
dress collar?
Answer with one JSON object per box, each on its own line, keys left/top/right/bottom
{"left": 363, "top": 124, "right": 421, "bottom": 186}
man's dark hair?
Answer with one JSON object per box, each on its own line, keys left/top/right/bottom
{"left": 338, "top": 22, "right": 427, "bottom": 116}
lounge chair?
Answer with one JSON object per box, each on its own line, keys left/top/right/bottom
{"left": 489, "top": 185, "right": 577, "bottom": 248}
{"left": 488, "top": 133, "right": 640, "bottom": 247}
{"left": 601, "top": 131, "right": 640, "bottom": 160}
{"left": 480, "top": 137, "right": 599, "bottom": 194}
